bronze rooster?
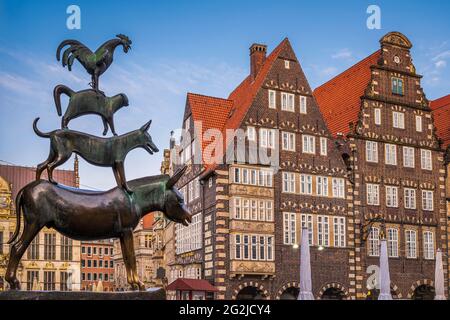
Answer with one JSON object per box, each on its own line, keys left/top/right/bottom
{"left": 56, "top": 34, "right": 132, "bottom": 91}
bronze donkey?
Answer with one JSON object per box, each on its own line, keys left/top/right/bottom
{"left": 6, "top": 168, "right": 191, "bottom": 291}
{"left": 53, "top": 85, "right": 129, "bottom": 136}
{"left": 33, "top": 118, "right": 158, "bottom": 193}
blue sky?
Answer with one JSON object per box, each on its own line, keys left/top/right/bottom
{"left": 0, "top": 0, "right": 449, "bottom": 190}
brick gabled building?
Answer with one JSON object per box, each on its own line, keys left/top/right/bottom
{"left": 315, "top": 32, "right": 448, "bottom": 299}
{"left": 172, "top": 38, "right": 351, "bottom": 299}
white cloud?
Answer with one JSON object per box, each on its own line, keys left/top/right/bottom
{"left": 435, "top": 60, "right": 447, "bottom": 69}
{"left": 331, "top": 48, "right": 353, "bottom": 60}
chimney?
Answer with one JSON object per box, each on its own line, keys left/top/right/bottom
{"left": 169, "top": 130, "right": 176, "bottom": 149}
{"left": 250, "top": 43, "right": 267, "bottom": 80}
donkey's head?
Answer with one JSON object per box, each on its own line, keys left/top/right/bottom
{"left": 163, "top": 167, "right": 192, "bottom": 226}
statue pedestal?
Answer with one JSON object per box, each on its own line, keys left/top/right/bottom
{"left": 0, "top": 289, "right": 165, "bottom": 300}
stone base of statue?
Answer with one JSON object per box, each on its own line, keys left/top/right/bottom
{"left": 0, "top": 289, "right": 165, "bottom": 300}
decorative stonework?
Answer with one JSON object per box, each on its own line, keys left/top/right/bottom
{"left": 274, "top": 281, "right": 300, "bottom": 299}
{"left": 231, "top": 281, "right": 270, "bottom": 300}
{"left": 316, "top": 282, "right": 350, "bottom": 300}
{"left": 406, "top": 279, "right": 434, "bottom": 299}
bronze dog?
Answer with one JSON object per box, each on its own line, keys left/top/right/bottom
{"left": 33, "top": 118, "right": 159, "bottom": 193}
{"left": 5, "top": 168, "right": 191, "bottom": 290}
{"left": 53, "top": 85, "right": 129, "bottom": 136}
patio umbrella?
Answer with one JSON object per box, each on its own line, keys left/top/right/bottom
{"left": 97, "top": 280, "right": 104, "bottom": 292}
{"left": 298, "top": 227, "right": 314, "bottom": 300}
{"left": 434, "top": 249, "right": 446, "bottom": 300}
{"left": 378, "top": 239, "right": 392, "bottom": 300}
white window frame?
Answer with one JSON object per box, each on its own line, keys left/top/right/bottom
{"left": 415, "top": 115, "right": 423, "bottom": 132}
{"left": 420, "top": 149, "right": 432, "bottom": 170}
{"left": 422, "top": 190, "right": 434, "bottom": 211}
{"left": 385, "top": 144, "right": 397, "bottom": 165}
{"left": 320, "top": 137, "right": 327, "bottom": 156}
{"left": 368, "top": 227, "right": 380, "bottom": 257}
{"left": 299, "top": 96, "right": 307, "bottom": 114}
{"left": 393, "top": 111, "right": 405, "bottom": 129}
{"left": 423, "top": 231, "right": 434, "bottom": 260}
{"left": 300, "top": 174, "right": 313, "bottom": 195}
{"left": 387, "top": 228, "right": 399, "bottom": 257}
{"left": 405, "top": 230, "right": 417, "bottom": 259}
{"left": 366, "top": 184, "right": 380, "bottom": 206}
{"left": 284, "top": 60, "right": 290, "bottom": 69}
{"left": 302, "top": 135, "right": 315, "bottom": 154}
{"left": 282, "top": 172, "right": 296, "bottom": 194}
{"left": 283, "top": 212, "right": 296, "bottom": 245}
{"left": 260, "top": 128, "right": 276, "bottom": 149}
{"left": 374, "top": 108, "right": 381, "bottom": 125}
{"left": 333, "top": 217, "right": 346, "bottom": 248}
{"left": 301, "top": 214, "right": 314, "bottom": 245}
{"left": 316, "top": 176, "right": 329, "bottom": 197}
{"left": 268, "top": 90, "right": 276, "bottom": 109}
{"left": 317, "top": 216, "right": 329, "bottom": 247}
{"left": 385, "top": 186, "right": 398, "bottom": 208}
{"left": 332, "top": 178, "right": 345, "bottom": 199}
{"left": 366, "top": 141, "right": 378, "bottom": 163}
{"left": 403, "top": 147, "right": 415, "bottom": 168}
{"left": 247, "top": 126, "right": 256, "bottom": 141}
{"left": 404, "top": 188, "right": 416, "bottom": 210}
{"left": 282, "top": 131, "right": 295, "bottom": 151}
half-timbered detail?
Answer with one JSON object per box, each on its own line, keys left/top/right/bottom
{"left": 315, "top": 32, "right": 448, "bottom": 299}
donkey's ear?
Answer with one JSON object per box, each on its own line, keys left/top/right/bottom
{"left": 140, "top": 120, "right": 152, "bottom": 132}
{"left": 166, "top": 166, "right": 187, "bottom": 189}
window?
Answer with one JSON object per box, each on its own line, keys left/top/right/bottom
{"left": 403, "top": 147, "right": 415, "bottom": 168}
{"left": 242, "top": 199, "right": 249, "bottom": 220}
{"left": 404, "top": 188, "right": 416, "bottom": 209}
{"left": 405, "top": 230, "right": 417, "bottom": 259}
{"left": 266, "top": 201, "right": 273, "bottom": 221}
{"left": 259, "top": 236, "right": 266, "bottom": 260}
{"left": 423, "top": 231, "right": 434, "bottom": 260}
{"left": 368, "top": 227, "right": 380, "bottom": 257}
{"left": 0, "top": 232, "right": 3, "bottom": 255}
{"left": 251, "top": 235, "right": 258, "bottom": 260}
{"left": 415, "top": 115, "right": 423, "bottom": 132}
{"left": 299, "top": 96, "right": 307, "bottom": 114}
{"left": 422, "top": 190, "right": 433, "bottom": 211}
{"left": 333, "top": 217, "right": 345, "bottom": 247}
{"left": 366, "top": 184, "right": 380, "bottom": 205}
{"left": 242, "top": 169, "right": 249, "bottom": 185}
{"left": 387, "top": 228, "right": 399, "bottom": 257}
{"left": 26, "top": 271, "right": 39, "bottom": 291}
{"left": 301, "top": 214, "right": 314, "bottom": 245}
{"left": 260, "top": 128, "right": 276, "bottom": 149}
{"left": 374, "top": 108, "right": 381, "bottom": 125}
{"left": 188, "top": 181, "right": 193, "bottom": 203}
{"left": 392, "top": 77, "right": 404, "bottom": 95}
{"left": 386, "top": 186, "right": 398, "bottom": 207}
{"left": 44, "top": 271, "right": 56, "bottom": 291}
{"left": 320, "top": 137, "right": 327, "bottom": 156}
{"left": 317, "top": 216, "right": 329, "bottom": 247}
{"left": 284, "top": 60, "right": 290, "bottom": 69}
{"left": 268, "top": 90, "right": 276, "bottom": 109}
{"left": 44, "top": 233, "right": 56, "bottom": 260}
{"left": 281, "top": 93, "right": 295, "bottom": 112}
{"left": 250, "top": 169, "right": 257, "bottom": 185}
{"left": 193, "top": 177, "right": 200, "bottom": 199}
{"left": 302, "top": 135, "right": 315, "bottom": 154}
{"left": 366, "top": 141, "right": 378, "bottom": 163}
{"left": 316, "top": 176, "right": 329, "bottom": 197}
{"left": 283, "top": 212, "right": 296, "bottom": 245}
{"left": 61, "top": 236, "right": 73, "bottom": 261}
{"left": 247, "top": 126, "right": 256, "bottom": 141}
{"left": 250, "top": 200, "right": 257, "bottom": 220}
{"left": 332, "top": 178, "right": 345, "bottom": 199}
{"left": 234, "top": 235, "right": 241, "bottom": 259}
{"left": 420, "top": 149, "right": 432, "bottom": 170}
{"left": 385, "top": 144, "right": 397, "bottom": 165}
{"left": 175, "top": 213, "right": 202, "bottom": 254}
{"left": 60, "top": 272, "right": 71, "bottom": 291}
{"left": 243, "top": 235, "right": 249, "bottom": 260}
{"left": 300, "top": 174, "right": 313, "bottom": 195}
{"left": 184, "top": 116, "right": 191, "bottom": 131}
{"left": 282, "top": 172, "right": 296, "bottom": 193}
{"left": 28, "top": 237, "right": 39, "bottom": 260}
{"left": 393, "top": 111, "right": 405, "bottom": 129}
{"left": 233, "top": 168, "right": 241, "bottom": 183}
{"left": 282, "top": 132, "right": 295, "bottom": 151}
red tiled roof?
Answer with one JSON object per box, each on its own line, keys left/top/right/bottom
{"left": 187, "top": 93, "right": 233, "bottom": 166}
{"left": 226, "top": 38, "right": 289, "bottom": 133}
{"left": 0, "top": 164, "right": 76, "bottom": 201}
{"left": 430, "top": 94, "right": 450, "bottom": 148}
{"left": 166, "top": 278, "right": 218, "bottom": 292}
{"left": 314, "top": 51, "right": 381, "bottom": 137}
